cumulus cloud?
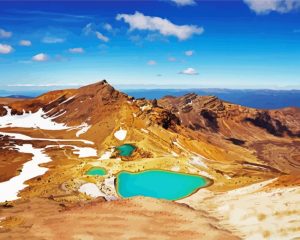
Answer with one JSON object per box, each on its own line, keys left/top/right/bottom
{"left": 244, "top": 0, "right": 300, "bottom": 14}
{"left": 116, "top": 11, "right": 203, "bottom": 40}
{"left": 179, "top": 67, "right": 198, "bottom": 75}
{"left": 185, "top": 50, "right": 194, "bottom": 56}
{"left": 68, "top": 47, "right": 84, "bottom": 53}
{"left": 32, "top": 53, "right": 49, "bottom": 62}
{"left": 42, "top": 36, "right": 65, "bottom": 43}
{"left": 171, "top": 0, "right": 196, "bottom": 6}
{"left": 96, "top": 31, "right": 109, "bottom": 42}
{"left": 147, "top": 60, "right": 157, "bottom": 65}
{"left": 0, "top": 28, "right": 12, "bottom": 38}
{"left": 0, "top": 44, "right": 13, "bottom": 54}
{"left": 19, "top": 40, "right": 32, "bottom": 46}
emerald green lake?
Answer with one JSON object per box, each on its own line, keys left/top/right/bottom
{"left": 116, "top": 144, "right": 136, "bottom": 157}
{"left": 86, "top": 167, "right": 107, "bottom": 176}
{"left": 116, "top": 170, "right": 208, "bottom": 200}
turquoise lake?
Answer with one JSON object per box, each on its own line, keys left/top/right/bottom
{"left": 116, "top": 144, "right": 136, "bottom": 157}
{"left": 116, "top": 170, "right": 208, "bottom": 200}
{"left": 86, "top": 167, "right": 107, "bottom": 176}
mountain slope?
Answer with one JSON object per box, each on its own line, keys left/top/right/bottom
{"left": 0, "top": 81, "right": 299, "bottom": 239}
{"left": 159, "top": 93, "right": 300, "bottom": 175}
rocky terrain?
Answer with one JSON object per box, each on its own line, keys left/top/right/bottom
{"left": 0, "top": 81, "right": 299, "bottom": 239}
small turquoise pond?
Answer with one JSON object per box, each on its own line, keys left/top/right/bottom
{"left": 116, "top": 144, "right": 136, "bottom": 157}
{"left": 86, "top": 167, "right": 107, "bottom": 176}
{"left": 116, "top": 170, "right": 208, "bottom": 201}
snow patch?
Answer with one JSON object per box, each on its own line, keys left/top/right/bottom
{"left": 76, "top": 123, "right": 91, "bottom": 137}
{"left": 114, "top": 128, "right": 127, "bottom": 141}
{"left": 58, "top": 95, "right": 76, "bottom": 105}
{"left": 0, "top": 107, "right": 69, "bottom": 130}
{"left": 46, "top": 144, "right": 97, "bottom": 158}
{"left": 171, "top": 151, "right": 179, "bottom": 157}
{"left": 0, "top": 144, "right": 52, "bottom": 202}
{"left": 140, "top": 105, "right": 151, "bottom": 111}
{"left": 0, "top": 131, "right": 94, "bottom": 145}
{"left": 198, "top": 170, "right": 214, "bottom": 179}
{"left": 141, "top": 128, "right": 149, "bottom": 134}
{"left": 189, "top": 156, "right": 208, "bottom": 169}
{"left": 79, "top": 183, "right": 105, "bottom": 198}
{"left": 99, "top": 148, "right": 114, "bottom": 160}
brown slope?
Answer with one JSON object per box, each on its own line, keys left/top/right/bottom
{"left": 1, "top": 80, "right": 126, "bottom": 125}
{"left": 0, "top": 197, "right": 239, "bottom": 240}
{"left": 158, "top": 93, "right": 300, "bottom": 174}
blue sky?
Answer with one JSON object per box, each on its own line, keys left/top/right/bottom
{"left": 0, "top": 0, "right": 300, "bottom": 90}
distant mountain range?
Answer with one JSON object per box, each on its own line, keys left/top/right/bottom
{"left": 1, "top": 88, "right": 299, "bottom": 110}
{"left": 123, "top": 89, "right": 300, "bottom": 109}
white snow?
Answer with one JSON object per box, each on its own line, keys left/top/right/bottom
{"left": 103, "top": 176, "right": 118, "bottom": 201}
{"left": 99, "top": 148, "right": 114, "bottom": 160}
{"left": 58, "top": 95, "right": 76, "bottom": 105}
{"left": 197, "top": 170, "right": 214, "bottom": 179}
{"left": 171, "top": 151, "right": 179, "bottom": 157}
{"left": 0, "top": 131, "right": 94, "bottom": 145}
{"left": 46, "top": 144, "right": 98, "bottom": 158}
{"left": 140, "top": 105, "right": 151, "bottom": 111}
{"left": 79, "top": 183, "right": 105, "bottom": 198}
{"left": 51, "top": 110, "right": 66, "bottom": 119}
{"left": 0, "top": 144, "right": 52, "bottom": 202}
{"left": 0, "top": 107, "right": 69, "bottom": 130}
{"left": 76, "top": 123, "right": 91, "bottom": 137}
{"left": 189, "top": 156, "right": 208, "bottom": 169}
{"left": 141, "top": 128, "right": 149, "bottom": 134}
{"left": 114, "top": 128, "right": 127, "bottom": 141}
{"left": 72, "top": 146, "right": 97, "bottom": 158}
{"left": 103, "top": 176, "right": 118, "bottom": 200}
{"left": 173, "top": 141, "right": 185, "bottom": 151}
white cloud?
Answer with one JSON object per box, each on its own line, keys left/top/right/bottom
{"left": 42, "top": 36, "right": 65, "bottom": 43}
{"left": 83, "top": 23, "right": 110, "bottom": 42}
{"left": 96, "top": 31, "right": 109, "bottom": 42}
{"left": 179, "top": 67, "right": 198, "bottom": 75}
{"left": 116, "top": 11, "right": 204, "bottom": 41}
{"left": 83, "top": 23, "right": 94, "bottom": 35}
{"left": 32, "top": 53, "right": 49, "bottom": 62}
{"left": 0, "top": 28, "right": 12, "bottom": 38}
{"left": 0, "top": 44, "right": 13, "bottom": 54}
{"left": 19, "top": 40, "right": 32, "bottom": 46}
{"left": 68, "top": 47, "right": 84, "bottom": 53}
{"left": 103, "top": 23, "right": 113, "bottom": 31}
{"left": 244, "top": 0, "right": 300, "bottom": 14}
{"left": 171, "top": 0, "right": 196, "bottom": 6}
{"left": 185, "top": 50, "right": 194, "bottom": 56}
{"left": 147, "top": 60, "right": 157, "bottom": 65}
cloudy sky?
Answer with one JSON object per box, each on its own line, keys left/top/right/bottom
{"left": 0, "top": 0, "right": 300, "bottom": 90}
